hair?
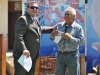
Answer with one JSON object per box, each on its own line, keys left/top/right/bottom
{"left": 65, "top": 7, "right": 76, "bottom": 16}
{"left": 26, "top": 1, "right": 39, "bottom": 8}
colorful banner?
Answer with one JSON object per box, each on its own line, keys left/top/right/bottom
{"left": 87, "top": 0, "right": 100, "bottom": 73}
{"left": 22, "top": 0, "right": 85, "bottom": 56}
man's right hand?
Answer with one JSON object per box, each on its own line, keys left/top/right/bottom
{"left": 22, "top": 50, "right": 30, "bottom": 58}
{"left": 51, "top": 30, "right": 58, "bottom": 37}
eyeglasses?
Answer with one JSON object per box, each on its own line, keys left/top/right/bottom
{"left": 28, "top": 6, "right": 39, "bottom": 10}
{"left": 65, "top": 13, "right": 72, "bottom": 16}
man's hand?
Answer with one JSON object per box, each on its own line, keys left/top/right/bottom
{"left": 22, "top": 50, "right": 30, "bottom": 58}
{"left": 51, "top": 30, "right": 58, "bottom": 37}
{"left": 62, "top": 33, "right": 71, "bottom": 40}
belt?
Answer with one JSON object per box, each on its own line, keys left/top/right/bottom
{"left": 58, "top": 50, "right": 74, "bottom": 54}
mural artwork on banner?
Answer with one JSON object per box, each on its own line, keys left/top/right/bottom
{"left": 87, "top": 0, "right": 100, "bottom": 74}
{"left": 22, "top": 0, "right": 85, "bottom": 74}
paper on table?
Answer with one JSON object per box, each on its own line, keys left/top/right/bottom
{"left": 54, "top": 36, "right": 62, "bottom": 43}
{"left": 18, "top": 54, "right": 32, "bottom": 72}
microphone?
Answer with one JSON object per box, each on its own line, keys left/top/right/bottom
{"left": 65, "top": 25, "right": 68, "bottom": 33}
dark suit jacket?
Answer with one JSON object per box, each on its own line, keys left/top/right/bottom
{"left": 13, "top": 13, "right": 53, "bottom": 60}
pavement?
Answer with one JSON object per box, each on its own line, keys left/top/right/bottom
{"left": 6, "top": 51, "right": 13, "bottom": 57}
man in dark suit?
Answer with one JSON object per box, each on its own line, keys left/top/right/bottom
{"left": 13, "top": 1, "right": 53, "bottom": 75}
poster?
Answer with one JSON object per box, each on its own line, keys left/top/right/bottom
{"left": 38, "top": 0, "right": 85, "bottom": 57}
{"left": 87, "top": 0, "right": 100, "bottom": 73}
{"left": 22, "top": 0, "right": 85, "bottom": 74}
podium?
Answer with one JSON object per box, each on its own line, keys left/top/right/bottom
{"left": 80, "top": 56, "right": 85, "bottom": 75}
{"left": 0, "top": 34, "right": 6, "bottom": 75}
{"left": 34, "top": 56, "right": 85, "bottom": 75}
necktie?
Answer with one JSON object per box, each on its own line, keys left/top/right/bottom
{"left": 33, "top": 18, "right": 38, "bottom": 28}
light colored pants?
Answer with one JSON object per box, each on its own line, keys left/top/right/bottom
{"left": 55, "top": 50, "right": 80, "bottom": 75}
